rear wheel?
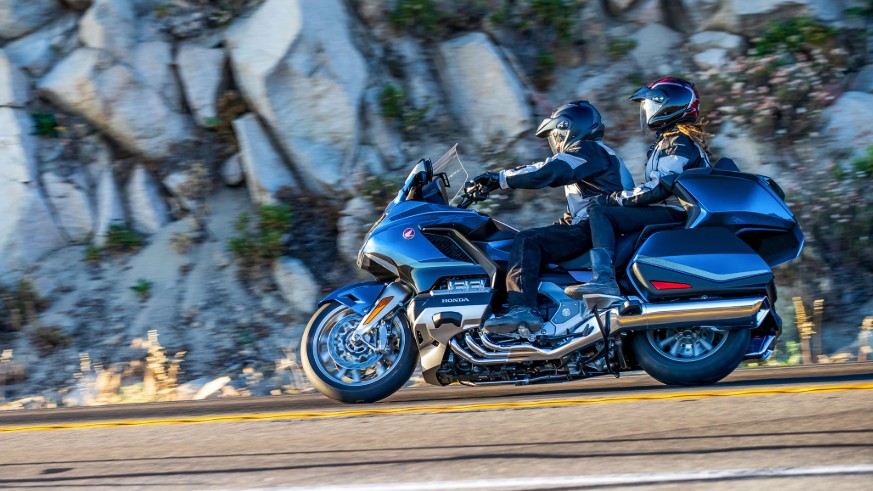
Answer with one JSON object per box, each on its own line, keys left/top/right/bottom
{"left": 301, "top": 301, "right": 417, "bottom": 403}
{"left": 631, "top": 326, "right": 750, "bottom": 386}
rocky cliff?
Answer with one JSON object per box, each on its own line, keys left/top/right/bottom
{"left": 1, "top": 0, "right": 871, "bottom": 405}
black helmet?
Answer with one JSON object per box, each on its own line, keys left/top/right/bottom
{"left": 630, "top": 77, "right": 700, "bottom": 131}
{"left": 535, "top": 101, "right": 605, "bottom": 154}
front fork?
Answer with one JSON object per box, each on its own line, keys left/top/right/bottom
{"left": 351, "top": 282, "right": 413, "bottom": 351}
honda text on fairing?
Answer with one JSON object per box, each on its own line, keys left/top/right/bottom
{"left": 301, "top": 145, "right": 803, "bottom": 403}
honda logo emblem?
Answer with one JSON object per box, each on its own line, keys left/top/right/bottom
{"left": 402, "top": 228, "right": 415, "bottom": 240}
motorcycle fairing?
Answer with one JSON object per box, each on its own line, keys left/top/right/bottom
{"left": 317, "top": 280, "right": 388, "bottom": 316}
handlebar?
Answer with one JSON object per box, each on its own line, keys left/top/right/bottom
{"left": 457, "top": 181, "right": 491, "bottom": 209}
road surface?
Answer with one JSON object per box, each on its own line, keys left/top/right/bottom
{"left": 1, "top": 363, "right": 872, "bottom": 490}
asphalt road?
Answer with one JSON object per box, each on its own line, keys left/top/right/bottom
{"left": 1, "top": 364, "right": 872, "bottom": 491}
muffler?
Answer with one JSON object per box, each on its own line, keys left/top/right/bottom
{"left": 450, "top": 296, "right": 769, "bottom": 365}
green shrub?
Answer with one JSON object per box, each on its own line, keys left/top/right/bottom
{"left": 389, "top": 0, "right": 441, "bottom": 33}
{"left": 105, "top": 225, "right": 143, "bottom": 251}
{"left": 753, "top": 15, "right": 838, "bottom": 57}
{"left": 851, "top": 146, "right": 873, "bottom": 178}
{"left": 130, "top": 279, "right": 153, "bottom": 301}
{"left": 1, "top": 280, "right": 48, "bottom": 334}
{"left": 379, "top": 84, "right": 404, "bottom": 120}
{"left": 607, "top": 37, "right": 637, "bottom": 60}
{"left": 31, "top": 112, "right": 62, "bottom": 138}
{"left": 29, "top": 326, "right": 72, "bottom": 355}
{"left": 228, "top": 204, "right": 292, "bottom": 269}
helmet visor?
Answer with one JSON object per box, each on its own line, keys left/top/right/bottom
{"left": 548, "top": 131, "right": 563, "bottom": 154}
{"left": 640, "top": 98, "right": 662, "bottom": 131}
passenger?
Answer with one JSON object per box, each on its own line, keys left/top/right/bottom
{"left": 468, "top": 101, "right": 632, "bottom": 335}
{"left": 566, "top": 77, "right": 712, "bottom": 298}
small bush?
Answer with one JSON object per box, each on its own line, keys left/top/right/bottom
{"left": 389, "top": 0, "right": 442, "bottom": 34}
{"left": 753, "top": 15, "right": 838, "bottom": 57}
{"left": 105, "top": 225, "right": 143, "bottom": 251}
{"left": 130, "top": 279, "right": 153, "bottom": 301}
{"left": 607, "top": 37, "right": 637, "bottom": 60}
{"left": 228, "top": 204, "right": 292, "bottom": 270}
{"left": 1, "top": 280, "right": 48, "bottom": 334}
{"left": 31, "top": 112, "right": 63, "bottom": 138}
{"left": 379, "top": 84, "right": 404, "bottom": 120}
{"left": 30, "top": 326, "right": 72, "bottom": 355}
{"left": 84, "top": 245, "right": 102, "bottom": 262}
{"left": 361, "top": 176, "right": 397, "bottom": 207}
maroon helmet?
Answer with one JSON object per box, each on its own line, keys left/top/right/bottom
{"left": 630, "top": 77, "right": 700, "bottom": 131}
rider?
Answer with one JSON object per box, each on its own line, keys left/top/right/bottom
{"left": 468, "top": 101, "right": 632, "bottom": 335}
{"left": 565, "top": 77, "right": 712, "bottom": 298}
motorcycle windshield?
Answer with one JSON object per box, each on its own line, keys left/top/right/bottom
{"left": 432, "top": 144, "right": 469, "bottom": 205}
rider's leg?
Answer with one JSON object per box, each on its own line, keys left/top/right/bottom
{"left": 486, "top": 224, "right": 591, "bottom": 334}
{"left": 565, "top": 206, "right": 685, "bottom": 298}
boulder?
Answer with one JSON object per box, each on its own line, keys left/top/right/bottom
{"left": 79, "top": 0, "right": 138, "bottom": 60}
{"left": 3, "top": 14, "right": 80, "bottom": 77}
{"left": 337, "top": 197, "right": 378, "bottom": 264}
{"left": 0, "top": 183, "right": 67, "bottom": 275}
{"left": 394, "top": 38, "right": 442, "bottom": 119}
{"left": 362, "top": 87, "right": 406, "bottom": 170}
{"left": 437, "top": 32, "right": 532, "bottom": 148}
{"left": 0, "top": 49, "right": 30, "bottom": 107}
{"left": 704, "top": 0, "right": 841, "bottom": 35}
{"left": 176, "top": 45, "right": 227, "bottom": 126}
{"left": 42, "top": 172, "right": 95, "bottom": 243}
{"left": 0, "top": 0, "right": 61, "bottom": 40}
{"left": 126, "top": 165, "right": 169, "bottom": 234}
{"left": 0, "top": 107, "right": 38, "bottom": 183}
{"left": 132, "top": 41, "right": 183, "bottom": 112}
{"left": 687, "top": 31, "right": 744, "bottom": 55}
{"left": 221, "top": 153, "right": 244, "bottom": 186}
{"left": 232, "top": 114, "right": 296, "bottom": 205}
{"left": 273, "top": 257, "right": 319, "bottom": 315}
{"left": 630, "top": 24, "right": 681, "bottom": 74}
{"left": 94, "top": 166, "right": 126, "bottom": 246}
{"left": 822, "top": 92, "right": 873, "bottom": 160}
{"left": 38, "top": 48, "right": 195, "bottom": 159}
{"left": 226, "top": 0, "right": 368, "bottom": 194}
{"left": 693, "top": 48, "right": 729, "bottom": 71}
{"left": 848, "top": 65, "right": 873, "bottom": 93}
{"left": 163, "top": 171, "right": 196, "bottom": 211}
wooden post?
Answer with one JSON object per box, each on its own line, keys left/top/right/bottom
{"left": 859, "top": 317, "right": 873, "bottom": 362}
{"left": 812, "top": 299, "right": 824, "bottom": 363}
{"left": 793, "top": 297, "right": 815, "bottom": 365}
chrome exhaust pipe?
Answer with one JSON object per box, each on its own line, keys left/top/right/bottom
{"left": 451, "top": 328, "right": 604, "bottom": 365}
{"left": 611, "top": 296, "right": 769, "bottom": 333}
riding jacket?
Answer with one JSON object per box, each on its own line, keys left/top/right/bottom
{"left": 616, "top": 129, "right": 711, "bottom": 209}
{"left": 498, "top": 141, "right": 632, "bottom": 224}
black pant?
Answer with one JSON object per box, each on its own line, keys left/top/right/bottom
{"left": 589, "top": 205, "right": 687, "bottom": 254}
{"left": 506, "top": 222, "right": 592, "bottom": 308}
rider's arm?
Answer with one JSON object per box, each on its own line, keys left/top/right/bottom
{"left": 498, "top": 152, "right": 607, "bottom": 190}
{"left": 614, "top": 139, "right": 698, "bottom": 207}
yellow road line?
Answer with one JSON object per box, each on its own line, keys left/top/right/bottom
{"left": 3, "top": 382, "right": 872, "bottom": 433}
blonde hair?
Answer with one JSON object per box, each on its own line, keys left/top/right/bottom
{"left": 668, "top": 120, "right": 713, "bottom": 158}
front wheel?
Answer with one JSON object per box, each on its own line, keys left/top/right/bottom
{"left": 301, "top": 301, "right": 418, "bottom": 403}
{"left": 631, "top": 326, "right": 750, "bottom": 386}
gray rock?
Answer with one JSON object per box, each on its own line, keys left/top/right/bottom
{"left": 823, "top": 91, "right": 873, "bottom": 159}
{"left": 849, "top": 65, "right": 873, "bottom": 94}
{"left": 162, "top": 171, "right": 196, "bottom": 211}
{"left": 705, "top": 0, "right": 841, "bottom": 35}
{"left": 0, "top": 107, "right": 38, "bottom": 183}
{"left": 79, "top": 0, "right": 138, "bottom": 60}
{"left": 337, "top": 197, "right": 378, "bottom": 264}
{"left": 132, "top": 41, "right": 183, "bottom": 112}
{"left": 437, "top": 32, "right": 532, "bottom": 148}
{"left": 227, "top": 0, "right": 368, "bottom": 194}
{"left": 42, "top": 171, "right": 96, "bottom": 243}
{"left": 273, "top": 257, "right": 319, "bottom": 315}
{"left": 0, "top": 0, "right": 61, "bottom": 40}
{"left": 94, "top": 166, "right": 126, "bottom": 247}
{"left": 687, "top": 31, "right": 744, "bottom": 55}
{"left": 630, "top": 24, "right": 681, "bottom": 74}
{"left": 221, "top": 153, "right": 244, "bottom": 186}
{"left": 394, "top": 37, "right": 442, "bottom": 119}
{"left": 176, "top": 44, "right": 227, "bottom": 126}
{"left": 0, "top": 49, "right": 30, "bottom": 107}
{"left": 126, "top": 165, "right": 169, "bottom": 234}
{"left": 693, "top": 48, "right": 729, "bottom": 71}
{"left": 363, "top": 87, "right": 406, "bottom": 170}
{"left": 0, "top": 183, "right": 67, "bottom": 275}
{"left": 232, "top": 113, "right": 296, "bottom": 205}
{"left": 4, "top": 14, "right": 80, "bottom": 77}
{"left": 38, "top": 48, "right": 195, "bottom": 159}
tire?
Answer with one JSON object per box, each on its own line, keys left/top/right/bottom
{"left": 301, "top": 301, "right": 418, "bottom": 403}
{"left": 631, "top": 326, "right": 750, "bottom": 386}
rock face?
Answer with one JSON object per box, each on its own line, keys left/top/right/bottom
{"left": 0, "top": 0, "right": 61, "bottom": 40}
{"left": 221, "top": 154, "right": 244, "bottom": 186}
{"left": 132, "top": 41, "right": 183, "bottom": 112}
{"left": 823, "top": 92, "right": 873, "bottom": 159}
{"left": 79, "top": 0, "right": 138, "bottom": 60}
{"left": 126, "top": 166, "right": 169, "bottom": 234}
{"left": 0, "top": 107, "right": 38, "bottom": 182}
{"left": 705, "top": 0, "right": 840, "bottom": 35}
{"left": 176, "top": 45, "right": 227, "bottom": 126}
{"left": 0, "top": 49, "right": 30, "bottom": 107}
{"left": 42, "top": 172, "right": 95, "bottom": 242}
{"left": 687, "top": 31, "right": 744, "bottom": 54}
{"left": 226, "top": 0, "right": 368, "bottom": 193}
{"left": 438, "top": 32, "right": 532, "bottom": 147}
{"left": 0, "top": 184, "right": 67, "bottom": 275}
{"left": 94, "top": 167, "right": 126, "bottom": 246}
{"left": 232, "top": 114, "right": 296, "bottom": 205}
{"left": 693, "top": 48, "right": 729, "bottom": 71}
{"left": 337, "top": 197, "right": 378, "bottom": 264}
{"left": 38, "top": 48, "right": 195, "bottom": 159}
{"left": 3, "top": 14, "right": 80, "bottom": 77}
{"left": 273, "top": 257, "right": 319, "bottom": 314}
{"left": 630, "top": 24, "right": 681, "bottom": 74}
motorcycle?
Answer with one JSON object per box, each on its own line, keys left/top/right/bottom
{"left": 301, "top": 145, "right": 803, "bottom": 403}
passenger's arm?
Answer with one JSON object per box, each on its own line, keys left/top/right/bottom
{"left": 615, "top": 154, "right": 687, "bottom": 207}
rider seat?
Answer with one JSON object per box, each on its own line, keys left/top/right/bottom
{"left": 553, "top": 221, "right": 686, "bottom": 271}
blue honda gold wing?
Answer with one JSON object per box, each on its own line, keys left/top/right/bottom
{"left": 301, "top": 146, "right": 803, "bottom": 403}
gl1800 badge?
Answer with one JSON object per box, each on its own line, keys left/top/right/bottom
{"left": 402, "top": 228, "right": 415, "bottom": 240}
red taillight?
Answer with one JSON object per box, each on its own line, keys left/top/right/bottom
{"left": 651, "top": 280, "right": 692, "bottom": 290}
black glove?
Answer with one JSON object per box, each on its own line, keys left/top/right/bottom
{"left": 469, "top": 172, "right": 501, "bottom": 193}
{"left": 588, "top": 192, "right": 620, "bottom": 209}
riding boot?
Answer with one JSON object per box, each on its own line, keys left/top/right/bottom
{"left": 565, "top": 248, "right": 620, "bottom": 298}
{"left": 482, "top": 306, "right": 544, "bottom": 335}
